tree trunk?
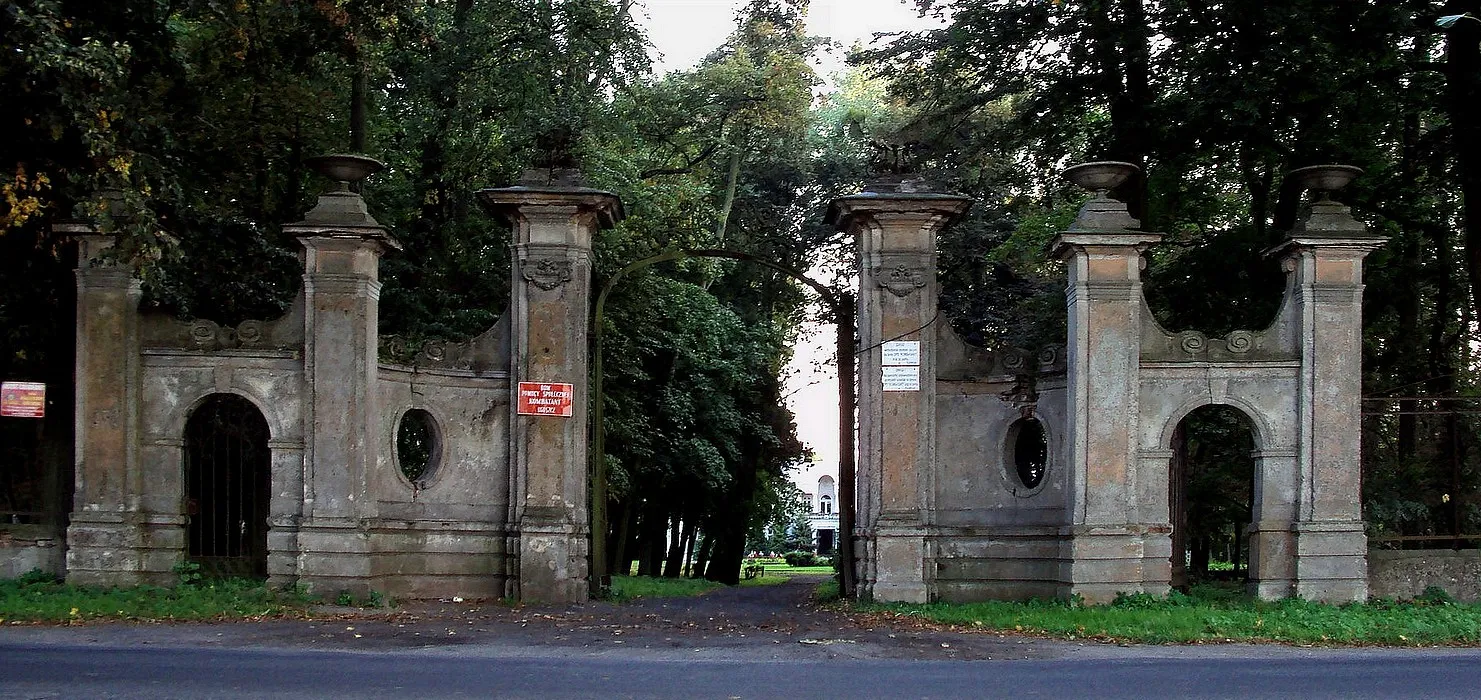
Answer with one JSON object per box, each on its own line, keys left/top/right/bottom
{"left": 678, "top": 517, "right": 697, "bottom": 577}
{"left": 663, "top": 514, "right": 684, "bottom": 577}
{"left": 691, "top": 533, "right": 713, "bottom": 579}
{"left": 713, "top": 147, "right": 742, "bottom": 247}
{"left": 1444, "top": 0, "right": 1481, "bottom": 316}
{"left": 610, "top": 499, "right": 635, "bottom": 576}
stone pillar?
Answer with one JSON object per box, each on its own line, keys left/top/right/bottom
{"left": 284, "top": 156, "right": 400, "bottom": 596}
{"left": 1270, "top": 168, "right": 1385, "bottom": 603}
{"left": 479, "top": 170, "right": 623, "bottom": 604}
{"left": 829, "top": 179, "right": 969, "bottom": 603}
{"left": 64, "top": 222, "right": 172, "bottom": 585}
{"left": 1248, "top": 447, "right": 1300, "bottom": 599}
{"left": 1050, "top": 164, "right": 1165, "bottom": 603}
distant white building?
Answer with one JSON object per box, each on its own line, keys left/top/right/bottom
{"left": 791, "top": 458, "right": 839, "bottom": 553}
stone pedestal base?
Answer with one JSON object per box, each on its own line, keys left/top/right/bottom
{"left": 266, "top": 517, "right": 301, "bottom": 591}
{"left": 65, "top": 512, "right": 183, "bottom": 587}
{"left": 293, "top": 519, "right": 376, "bottom": 597}
{"left": 1294, "top": 520, "right": 1368, "bottom": 603}
{"left": 866, "top": 520, "right": 931, "bottom": 603}
{"left": 516, "top": 521, "right": 588, "bottom": 604}
{"left": 1062, "top": 525, "right": 1170, "bottom": 604}
{"left": 1247, "top": 521, "right": 1296, "bottom": 600}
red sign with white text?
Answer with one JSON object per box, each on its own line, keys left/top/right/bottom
{"left": 517, "top": 382, "right": 574, "bottom": 417}
{"left": 1, "top": 381, "right": 46, "bottom": 418}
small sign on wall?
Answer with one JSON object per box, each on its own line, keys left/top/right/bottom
{"left": 0, "top": 381, "right": 46, "bottom": 418}
{"left": 881, "top": 340, "right": 921, "bottom": 391}
{"left": 881, "top": 366, "right": 920, "bottom": 392}
{"left": 881, "top": 340, "right": 920, "bottom": 367}
{"left": 517, "top": 382, "right": 574, "bottom": 417}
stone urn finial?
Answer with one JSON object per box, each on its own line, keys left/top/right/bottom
{"left": 1287, "top": 164, "right": 1362, "bottom": 202}
{"left": 1063, "top": 161, "right": 1139, "bottom": 199}
{"left": 289, "top": 154, "right": 393, "bottom": 238}
{"left": 1063, "top": 161, "right": 1142, "bottom": 232}
{"left": 1284, "top": 164, "right": 1375, "bottom": 240}
{"left": 305, "top": 154, "right": 385, "bottom": 192}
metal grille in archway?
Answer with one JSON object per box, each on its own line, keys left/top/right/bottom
{"left": 184, "top": 394, "right": 270, "bottom": 578}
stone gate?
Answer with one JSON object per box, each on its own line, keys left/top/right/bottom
{"left": 3, "top": 157, "right": 1382, "bottom": 605}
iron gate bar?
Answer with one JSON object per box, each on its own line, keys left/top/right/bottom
{"left": 589, "top": 248, "right": 857, "bottom": 598}
{"left": 184, "top": 395, "right": 269, "bottom": 578}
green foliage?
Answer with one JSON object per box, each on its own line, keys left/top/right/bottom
{"left": 0, "top": 571, "right": 311, "bottom": 622}
{"left": 782, "top": 551, "right": 822, "bottom": 567}
{"left": 172, "top": 561, "right": 204, "bottom": 587}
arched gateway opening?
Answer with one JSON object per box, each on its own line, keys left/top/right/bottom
{"left": 1169, "top": 405, "right": 1257, "bottom": 591}
{"left": 184, "top": 394, "right": 271, "bottom": 578}
{"left": 591, "top": 248, "right": 855, "bottom": 594}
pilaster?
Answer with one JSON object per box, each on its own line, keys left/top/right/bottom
{"left": 479, "top": 170, "right": 623, "bottom": 604}
{"left": 1050, "top": 167, "right": 1165, "bottom": 603}
{"left": 829, "top": 182, "right": 970, "bottom": 603}
{"left": 284, "top": 156, "right": 399, "bottom": 596}
{"left": 1269, "top": 186, "right": 1386, "bottom": 603}
{"left": 63, "top": 223, "right": 168, "bottom": 585}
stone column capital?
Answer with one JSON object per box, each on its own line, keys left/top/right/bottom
{"left": 477, "top": 185, "right": 624, "bottom": 248}
{"left": 827, "top": 193, "right": 971, "bottom": 253}
{"left": 1050, "top": 231, "right": 1164, "bottom": 262}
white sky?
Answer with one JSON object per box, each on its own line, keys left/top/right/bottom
{"left": 636, "top": 0, "right": 947, "bottom": 476}
{"left": 637, "top": 0, "right": 944, "bottom": 78}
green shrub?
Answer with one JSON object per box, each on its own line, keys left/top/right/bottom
{"left": 783, "top": 551, "right": 819, "bottom": 567}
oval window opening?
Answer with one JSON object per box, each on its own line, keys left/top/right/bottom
{"left": 1012, "top": 418, "right": 1047, "bottom": 489}
{"left": 396, "top": 409, "right": 440, "bottom": 485}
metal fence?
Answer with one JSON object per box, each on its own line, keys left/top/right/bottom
{"left": 1362, "top": 396, "right": 1481, "bottom": 549}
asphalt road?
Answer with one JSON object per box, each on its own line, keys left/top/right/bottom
{"left": 5, "top": 578, "right": 1481, "bottom": 699}
{"left": 5, "top": 642, "right": 1481, "bottom": 699}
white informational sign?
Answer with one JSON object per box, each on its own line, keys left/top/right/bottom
{"left": 881, "top": 340, "right": 921, "bottom": 367}
{"left": 881, "top": 365, "right": 920, "bottom": 392}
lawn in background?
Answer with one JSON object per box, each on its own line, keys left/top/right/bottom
{"left": 607, "top": 575, "right": 725, "bottom": 601}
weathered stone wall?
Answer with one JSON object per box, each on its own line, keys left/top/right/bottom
{"left": 18, "top": 167, "right": 528, "bottom": 600}
{"left": 932, "top": 326, "right": 1070, "bottom": 601}
{"left": 0, "top": 526, "right": 63, "bottom": 578}
{"left": 1369, "top": 550, "right": 1481, "bottom": 602}
{"left": 373, "top": 346, "right": 512, "bottom": 599}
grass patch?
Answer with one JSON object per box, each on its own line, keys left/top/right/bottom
{"left": 0, "top": 570, "right": 313, "bottom": 623}
{"left": 857, "top": 585, "right": 1481, "bottom": 646}
{"left": 737, "top": 575, "right": 790, "bottom": 587}
{"left": 813, "top": 578, "right": 841, "bottom": 602}
{"left": 607, "top": 575, "right": 724, "bottom": 602}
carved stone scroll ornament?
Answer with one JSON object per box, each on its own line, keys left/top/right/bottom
{"left": 521, "top": 257, "right": 573, "bottom": 291}
{"left": 875, "top": 265, "right": 927, "bottom": 298}
{"left": 187, "top": 319, "right": 268, "bottom": 351}
{"left": 1225, "top": 330, "right": 1254, "bottom": 353}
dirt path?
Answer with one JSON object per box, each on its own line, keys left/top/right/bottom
{"left": 1, "top": 576, "right": 1075, "bottom": 661}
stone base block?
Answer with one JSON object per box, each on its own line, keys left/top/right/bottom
{"left": 293, "top": 521, "right": 377, "bottom": 597}
{"left": 65, "top": 512, "right": 183, "bottom": 587}
{"left": 0, "top": 526, "right": 64, "bottom": 579}
{"left": 373, "top": 522, "right": 510, "bottom": 599}
{"left": 1293, "top": 520, "right": 1368, "bottom": 603}
{"left": 931, "top": 530, "right": 1063, "bottom": 601}
{"left": 867, "top": 528, "right": 929, "bottom": 603}
{"left": 1062, "top": 526, "right": 1169, "bottom": 604}
{"left": 516, "top": 521, "right": 588, "bottom": 604}
{"left": 1248, "top": 522, "right": 1296, "bottom": 600}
